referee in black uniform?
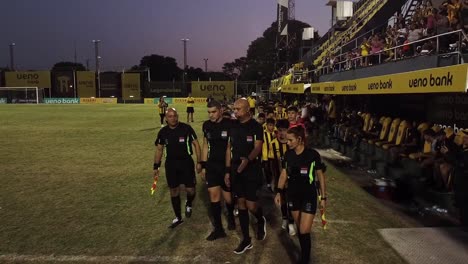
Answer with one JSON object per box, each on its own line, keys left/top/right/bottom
{"left": 153, "top": 108, "right": 202, "bottom": 228}
{"left": 201, "top": 100, "right": 236, "bottom": 241}
{"left": 225, "top": 98, "right": 266, "bottom": 254}
{"left": 275, "top": 126, "right": 327, "bottom": 264}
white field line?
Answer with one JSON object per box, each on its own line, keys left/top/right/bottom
{"left": 0, "top": 254, "right": 211, "bottom": 263}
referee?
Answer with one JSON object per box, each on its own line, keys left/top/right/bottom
{"left": 275, "top": 126, "right": 327, "bottom": 264}
{"left": 225, "top": 98, "right": 266, "bottom": 254}
{"left": 201, "top": 100, "right": 236, "bottom": 241}
{"left": 153, "top": 108, "right": 202, "bottom": 228}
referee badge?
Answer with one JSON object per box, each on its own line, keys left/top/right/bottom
{"left": 179, "top": 137, "right": 185, "bottom": 143}
{"left": 246, "top": 135, "right": 253, "bottom": 142}
{"left": 221, "top": 131, "right": 228, "bottom": 138}
{"left": 300, "top": 167, "right": 308, "bottom": 176}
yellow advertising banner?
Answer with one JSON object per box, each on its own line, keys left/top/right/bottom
{"left": 191, "top": 81, "right": 234, "bottom": 100}
{"left": 121, "top": 73, "right": 141, "bottom": 100}
{"left": 172, "top": 97, "right": 207, "bottom": 104}
{"left": 310, "top": 64, "right": 468, "bottom": 95}
{"left": 270, "top": 78, "right": 281, "bottom": 93}
{"left": 5, "top": 71, "right": 51, "bottom": 89}
{"left": 281, "top": 83, "right": 305, "bottom": 94}
{"left": 76, "top": 71, "right": 96, "bottom": 98}
{"left": 80, "top": 98, "right": 117, "bottom": 104}
{"left": 144, "top": 98, "right": 155, "bottom": 104}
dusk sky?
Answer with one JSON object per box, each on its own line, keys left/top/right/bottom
{"left": 1, "top": 0, "right": 331, "bottom": 72}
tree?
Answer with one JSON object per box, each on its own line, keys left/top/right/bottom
{"left": 222, "top": 19, "right": 313, "bottom": 81}
{"left": 52, "top": 62, "right": 86, "bottom": 71}
{"left": 185, "top": 67, "right": 206, "bottom": 81}
{"left": 138, "top": 54, "right": 182, "bottom": 81}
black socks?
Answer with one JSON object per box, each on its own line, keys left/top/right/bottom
{"left": 211, "top": 202, "right": 222, "bottom": 231}
{"left": 298, "top": 233, "right": 311, "bottom": 264}
{"left": 238, "top": 209, "right": 250, "bottom": 240}
{"left": 171, "top": 196, "right": 181, "bottom": 219}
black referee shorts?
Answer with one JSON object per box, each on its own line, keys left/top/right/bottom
{"left": 205, "top": 162, "right": 230, "bottom": 192}
{"left": 186, "top": 107, "right": 194, "bottom": 113}
{"left": 165, "top": 158, "right": 196, "bottom": 189}
{"left": 230, "top": 160, "right": 262, "bottom": 201}
{"left": 287, "top": 183, "right": 318, "bottom": 214}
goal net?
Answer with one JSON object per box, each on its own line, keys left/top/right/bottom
{"left": 0, "top": 87, "right": 45, "bottom": 104}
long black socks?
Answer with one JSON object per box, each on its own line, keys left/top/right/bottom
{"left": 171, "top": 196, "right": 181, "bottom": 219}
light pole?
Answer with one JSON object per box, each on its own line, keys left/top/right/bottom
{"left": 181, "top": 38, "right": 189, "bottom": 89}
{"left": 9, "top": 43, "right": 15, "bottom": 71}
{"left": 203, "top": 58, "right": 208, "bottom": 72}
{"left": 92, "top": 40, "right": 101, "bottom": 97}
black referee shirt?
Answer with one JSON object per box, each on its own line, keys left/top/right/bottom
{"left": 203, "top": 118, "right": 232, "bottom": 162}
{"left": 229, "top": 118, "right": 263, "bottom": 162}
{"left": 284, "top": 148, "right": 325, "bottom": 186}
{"left": 155, "top": 122, "right": 197, "bottom": 160}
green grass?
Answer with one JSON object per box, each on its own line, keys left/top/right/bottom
{"left": 0, "top": 104, "right": 414, "bottom": 263}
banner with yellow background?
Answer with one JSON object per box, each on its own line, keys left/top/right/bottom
{"left": 5, "top": 71, "right": 51, "bottom": 89}
{"left": 310, "top": 64, "right": 468, "bottom": 95}
{"left": 281, "top": 83, "right": 305, "bottom": 94}
{"left": 80, "top": 98, "right": 117, "bottom": 104}
{"left": 76, "top": 71, "right": 96, "bottom": 98}
{"left": 191, "top": 81, "right": 234, "bottom": 100}
{"left": 121, "top": 73, "right": 141, "bottom": 100}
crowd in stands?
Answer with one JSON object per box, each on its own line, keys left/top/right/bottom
{"left": 320, "top": 0, "right": 468, "bottom": 73}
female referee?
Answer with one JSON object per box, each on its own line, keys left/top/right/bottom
{"left": 274, "top": 126, "right": 327, "bottom": 264}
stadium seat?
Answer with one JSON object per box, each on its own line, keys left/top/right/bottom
{"left": 454, "top": 130, "right": 465, "bottom": 146}
{"left": 368, "top": 117, "right": 392, "bottom": 144}
{"left": 375, "top": 118, "right": 402, "bottom": 147}
{"left": 382, "top": 120, "right": 410, "bottom": 150}
{"left": 444, "top": 127, "right": 454, "bottom": 139}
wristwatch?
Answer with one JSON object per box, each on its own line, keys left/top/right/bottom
{"left": 320, "top": 196, "right": 327, "bottom": 201}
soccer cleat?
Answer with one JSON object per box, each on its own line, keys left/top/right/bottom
{"left": 168, "top": 218, "right": 183, "bottom": 229}
{"left": 206, "top": 229, "right": 227, "bottom": 241}
{"left": 185, "top": 205, "right": 192, "bottom": 218}
{"left": 256, "top": 216, "right": 267, "bottom": 240}
{"left": 227, "top": 217, "right": 236, "bottom": 230}
{"left": 288, "top": 223, "right": 297, "bottom": 236}
{"left": 233, "top": 239, "right": 253, "bottom": 254}
{"left": 281, "top": 219, "right": 288, "bottom": 230}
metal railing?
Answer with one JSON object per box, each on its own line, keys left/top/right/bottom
{"left": 316, "top": 29, "right": 468, "bottom": 76}
{"left": 313, "top": 0, "right": 389, "bottom": 65}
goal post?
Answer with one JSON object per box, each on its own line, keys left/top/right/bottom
{"left": 0, "top": 87, "right": 45, "bottom": 104}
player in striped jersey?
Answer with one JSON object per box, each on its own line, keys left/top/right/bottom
{"left": 157, "top": 96, "right": 168, "bottom": 127}
{"left": 275, "top": 104, "right": 287, "bottom": 120}
{"left": 262, "top": 118, "right": 276, "bottom": 191}
{"left": 268, "top": 119, "right": 296, "bottom": 235}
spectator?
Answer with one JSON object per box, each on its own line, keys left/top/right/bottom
{"left": 369, "top": 35, "right": 384, "bottom": 65}
{"left": 451, "top": 129, "right": 468, "bottom": 229}
{"left": 432, "top": 130, "right": 457, "bottom": 191}
{"left": 360, "top": 38, "right": 371, "bottom": 66}
{"left": 461, "top": 1, "right": 468, "bottom": 32}
{"left": 426, "top": 8, "right": 437, "bottom": 36}
{"left": 435, "top": 9, "right": 450, "bottom": 51}
{"left": 407, "top": 23, "right": 424, "bottom": 55}
{"left": 446, "top": 0, "right": 461, "bottom": 28}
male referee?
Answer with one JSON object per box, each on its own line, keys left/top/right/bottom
{"left": 225, "top": 98, "right": 266, "bottom": 254}
{"left": 201, "top": 100, "right": 236, "bottom": 241}
{"left": 153, "top": 108, "right": 202, "bottom": 228}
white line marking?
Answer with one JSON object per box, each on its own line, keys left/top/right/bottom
{"left": 0, "top": 254, "right": 210, "bottom": 263}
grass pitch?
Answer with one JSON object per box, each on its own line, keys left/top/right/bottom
{"left": 0, "top": 104, "right": 414, "bottom": 263}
